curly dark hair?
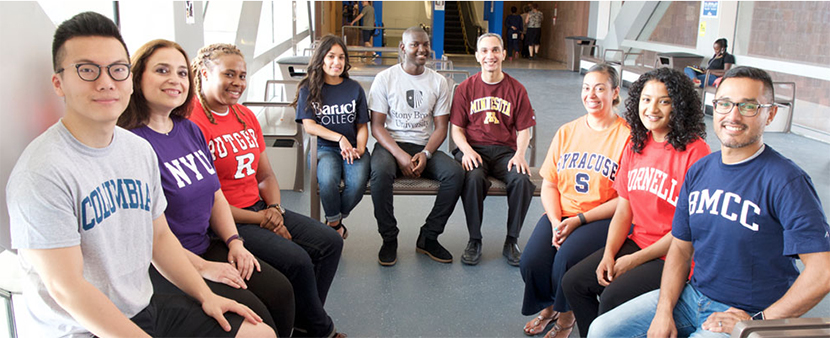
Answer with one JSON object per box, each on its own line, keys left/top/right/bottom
{"left": 624, "top": 67, "right": 706, "bottom": 153}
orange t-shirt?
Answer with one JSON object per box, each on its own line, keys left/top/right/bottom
{"left": 539, "top": 115, "right": 631, "bottom": 217}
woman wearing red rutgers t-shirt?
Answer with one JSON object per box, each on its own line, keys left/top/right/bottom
{"left": 561, "top": 67, "right": 709, "bottom": 336}
{"left": 189, "top": 43, "right": 346, "bottom": 338}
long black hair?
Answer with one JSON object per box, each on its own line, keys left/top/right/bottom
{"left": 290, "top": 35, "right": 351, "bottom": 111}
{"left": 624, "top": 67, "right": 706, "bottom": 153}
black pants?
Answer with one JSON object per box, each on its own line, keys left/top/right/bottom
{"left": 149, "top": 239, "right": 295, "bottom": 337}
{"left": 130, "top": 294, "right": 243, "bottom": 337}
{"left": 561, "top": 239, "right": 664, "bottom": 336}
{"left": 370, "top": 142, "right": 465, "bottom": 241}
{"left": 454, "top": 144, "right": 535, "bottom": 241}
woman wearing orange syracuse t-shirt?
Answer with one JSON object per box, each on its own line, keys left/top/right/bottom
{"left": 520, "top": 64, "right": 630, "bottom": 338}
{"left": 561, "top": 67, "right": 710, "bottom": 336}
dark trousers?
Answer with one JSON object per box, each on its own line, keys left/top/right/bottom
{"left": 130, "top": 293, "right": 243, "bottom": 337}
{"left": 519, "top": 215, "right": 610, "bottom": 315}
{"left": 239, "top": 201, "right": 344, "bottom": 337}
{"left": 149, "top": 239, "right": 295, "bottom": 337}
{"left": 454, "top": 144, "right": 535, "bottom": 241}
{"left": 562, "top": 238, "right": 664, "bottom": 336}
{"left": 507, "top": 38, "right": 521, "bottom": 57}
{"left": 370, "top": 142, "right": 465, "bottom": 241}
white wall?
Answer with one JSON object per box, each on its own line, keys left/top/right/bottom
{"left": 381, "top": 1, "right": 430, "bottom": 46}
{"left": 1, "top": 2, "right": 65, "bottom": 251}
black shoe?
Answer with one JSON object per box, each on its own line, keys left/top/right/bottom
{"left": 461, "top": 240, "right": 482, "bottom": 265}
{"left": 503, "top": 242, "right": 522, "bottom": 266}
{"left": 378, "top": 239, "right": 397, "bottom": 266}
{"left": 416, "top": 234, "right": 453, "bottom": 263}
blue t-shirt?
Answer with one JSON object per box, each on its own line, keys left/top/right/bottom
{"left": 295, "top": 78, "right": 370, "bottom": 147}
{"left": 672, "top": 145, "right": 830, "bottom": 313}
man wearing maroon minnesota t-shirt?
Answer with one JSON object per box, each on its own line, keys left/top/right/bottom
{"left": 450, "top": 33, "right": 537, "bottom": 267}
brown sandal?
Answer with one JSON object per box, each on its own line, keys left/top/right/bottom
{"left": 523, "top": 312, "right": 560, "bottom": 336}
{"left": 543, "top": 321, "right": 575, "bottom": 338}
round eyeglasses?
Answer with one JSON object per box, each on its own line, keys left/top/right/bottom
{"left": 56, "top": 62, "right": 131, "bottom": 82}
{"left": 712, "top": 99, "right": 774, "bottom": 117}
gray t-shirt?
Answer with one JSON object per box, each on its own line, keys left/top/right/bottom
{"left": 368, "top": 64, "right": 451, "bottom": 145}
{"left": 7, "top": 121, "right": 166, "bottom": 337}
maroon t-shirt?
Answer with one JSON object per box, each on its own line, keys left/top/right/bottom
{"left": 450, "top": 72, "right": 536, "bottom": 149}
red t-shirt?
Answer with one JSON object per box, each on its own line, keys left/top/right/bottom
{"left": 615, "top": 136, "right": 710, "bottom": 251}
{"left": 450, "top": 72, "right": 536, "bottom": 149}
{"left": 189, "top": 102, "right": 265, "bottom": 209}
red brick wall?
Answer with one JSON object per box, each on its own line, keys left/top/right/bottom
{"left": 748, "top": 2, "right": 830, "bottom": 66}
{"left": 646, "top": 1, "right": 700, "bottom": 47}
{"left": 501, "top": 1, "right": 589, "bottom": 62}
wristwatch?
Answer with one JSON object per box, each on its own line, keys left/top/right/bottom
{"left": 421, "top": 149, "right": 432, "bottom": 160}
{"left": 751, "top": 311, "right": 765, "bottom": 320}
{"left": 267, "top": 203, "right": 286, "bottom": 215}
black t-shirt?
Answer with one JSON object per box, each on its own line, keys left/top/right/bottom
{"left": 707, "top": 53, "right": 735, "bottom": 70}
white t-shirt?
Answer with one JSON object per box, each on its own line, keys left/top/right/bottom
{"left": 8, "top": 121, "right": 166, "bottom": 337}
{"left": 368, "top": 64, "right": 451, "bottom": 145}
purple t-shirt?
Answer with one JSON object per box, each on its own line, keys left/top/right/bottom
{"left": 131, "top": 117, "right": 220, "bottom": 254}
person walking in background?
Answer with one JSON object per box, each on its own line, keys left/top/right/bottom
{"left": 525, "top": 3, "right": 543, "bottom": 60}
{"left": 505, "top": 6, "right": 524, "bottom": 61}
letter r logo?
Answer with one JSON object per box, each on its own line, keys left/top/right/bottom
{"left": 234, "top": 153, "right": 256, "bottom": 179}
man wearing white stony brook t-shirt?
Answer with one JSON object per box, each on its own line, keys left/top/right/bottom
{"left": 368, "top": 27, "right": 464, "bottom": 266}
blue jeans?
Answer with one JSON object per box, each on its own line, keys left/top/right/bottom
{"left": 520, "top": 215, "right": 611, "bottom": 315}
{"left": 588, "top": 284, "right": 731, "bottom": 338}
{"left": 370, "top": 142, "right": 464, "bottom": 241}
{"left": 317, "top": 145, "right": 370, "bottom": 223}
{"left": 238, "top": 201, "right": 344, "bottom": 337}
{"left": 684, "top": 67, "right": 717, "bottom": 88}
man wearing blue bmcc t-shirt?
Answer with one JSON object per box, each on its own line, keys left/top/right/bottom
{"left": 588, "top": 66, "right": 830, "bottom": 338}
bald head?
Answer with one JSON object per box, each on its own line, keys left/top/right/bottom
{"left": 402, "top": 27, "right": 428, "bottom": 44}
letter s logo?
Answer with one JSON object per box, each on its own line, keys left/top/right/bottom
{"left": 575, "top": 172, "right": 590, "bottom": 194}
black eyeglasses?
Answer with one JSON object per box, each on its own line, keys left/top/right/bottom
{"left": 56, "top": 62, "right": 131, "bottom": 82}
{"left": 712, "top": 99, "right": 774, "bottom": 117}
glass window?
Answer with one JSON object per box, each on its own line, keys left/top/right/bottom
{"left": 204, "top": 1, "right": 242, "bottom": 45}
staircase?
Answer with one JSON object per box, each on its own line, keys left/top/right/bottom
{"left": 444, "top": 1, "right": 469, "bottom": 54}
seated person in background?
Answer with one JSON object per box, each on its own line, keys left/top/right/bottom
{"left": 118, "top": 39, "right": 295, "bottom": 338}
{"left": 293, "top": 34, "right": 370, "bottom": 240}
{"left": 561, "top": 67, "right": 710, "bottom": 336}
{"left": 589, "top": 66, "right": 830, "bottom": 338}
{"left": 519, "top": 64, "right": 629, "bottom": 338}
{"left": 369, "top": 27, "right": 464, "bottom": 266}
{"left": 190, "top": 43, "right": 346, "bottom": 338}
{"left": 684, "top": 38, "right": 734, "bottom": 88}
{"left": 451, "top": 33, "right": 536, "bottom": 267}
{"left": 7, "top": 12, "right": 272, "bottom": 337}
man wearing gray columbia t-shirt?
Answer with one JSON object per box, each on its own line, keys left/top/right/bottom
{"left": 368, "top": 27, "right": 464, "bottom": 266}
{"left": 6, "top": 12, "right": 272, "bottom": 337}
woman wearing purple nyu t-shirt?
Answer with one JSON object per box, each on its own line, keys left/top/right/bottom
{"left": 117, "top": 39, "right": 294, "bottom": 337}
